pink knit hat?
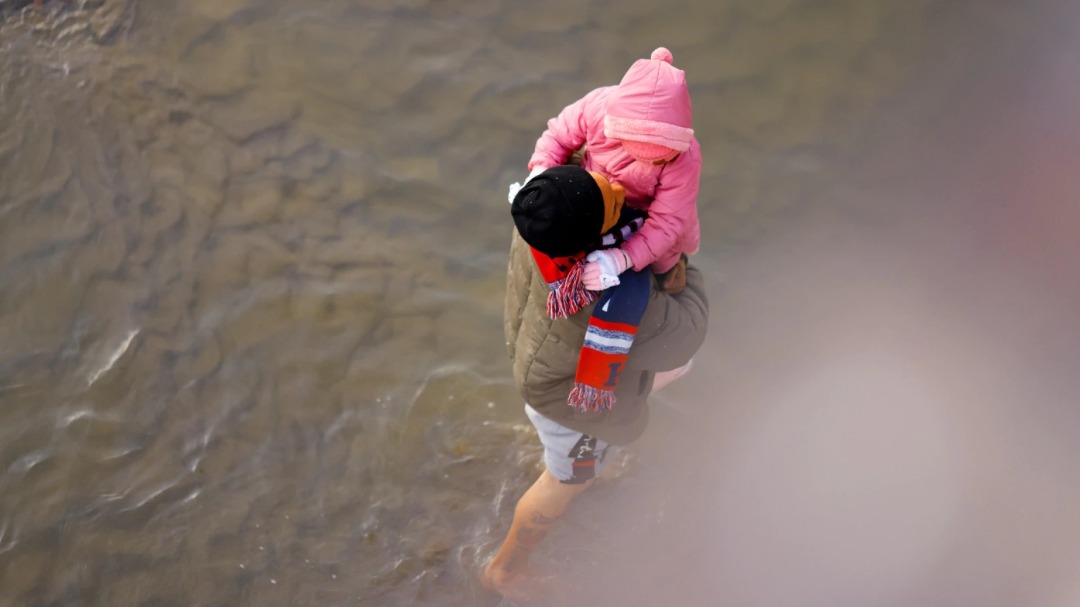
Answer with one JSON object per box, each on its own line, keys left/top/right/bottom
{"left": 604, "top": 47, "right": 694, "bottom": 160}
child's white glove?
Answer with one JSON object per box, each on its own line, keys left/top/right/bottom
{"left": 507, "top": 165, "right": 548, "bottom": 204}
{"left": 583, "top": 248, "right": 631, "bottom": 291}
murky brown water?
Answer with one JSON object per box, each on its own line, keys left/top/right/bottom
{"left": 2, "top": 1, "right": 1079, "bottom": 605}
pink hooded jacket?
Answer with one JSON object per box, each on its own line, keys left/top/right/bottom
{"left": 528, "top": 48, "right": 701, "bottom": 274}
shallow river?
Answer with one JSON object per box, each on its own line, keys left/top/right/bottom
{"left": 2, "top": 1, "right": 1079, "bottom": 605}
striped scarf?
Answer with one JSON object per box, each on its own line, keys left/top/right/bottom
{"left": 529, "top": 216, "right": 650, "bottom": 412}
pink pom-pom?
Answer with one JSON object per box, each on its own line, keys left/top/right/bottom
{"left": 651, "top": 47, "right": 673, "bottom": 63}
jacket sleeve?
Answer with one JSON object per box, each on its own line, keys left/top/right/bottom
{"left": 527, "top": 87, "right": 607, "bottom": 171}
{"left": 620, "top": 150, "right": 702, "bottom": 272}
{"left": 626, "top": 264, "right": 709, "bottom": 372}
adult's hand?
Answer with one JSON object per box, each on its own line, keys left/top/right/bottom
{"left": 657, "top": 255, "right": 688, "bottom": 295}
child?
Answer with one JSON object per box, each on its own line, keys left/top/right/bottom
{"left": 509, "top": 47, "right": 701, "bottom": 292}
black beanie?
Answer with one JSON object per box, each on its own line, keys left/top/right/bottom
{"left": 510, "top": 165, "right": 605, "bottom": 258}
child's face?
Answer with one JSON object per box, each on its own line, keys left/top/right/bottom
{"left": 648, "top": 152, "right": 680, "bottom": 166}
{"left": 620, "top": 139, "right": 680, "bottom": 165}
{"left": 589, "top": 171, "right": 625, "bottom": 233}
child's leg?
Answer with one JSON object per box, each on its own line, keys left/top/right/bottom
{"left": 652, "top": 359, "right": 694, "bottom": 391}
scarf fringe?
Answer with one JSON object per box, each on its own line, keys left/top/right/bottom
{"left": 546, "top": 262, "right": 596, "bottom": 319}
{"left": 569, "top": 383, "right": 617, "bottom": 412}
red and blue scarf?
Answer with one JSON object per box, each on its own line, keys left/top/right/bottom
{"left": 529, "top": 216, "right": 649, "bottom": 412}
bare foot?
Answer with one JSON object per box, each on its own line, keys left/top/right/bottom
{"left": 481, "top": 560, "right": 550, "bottom": 603}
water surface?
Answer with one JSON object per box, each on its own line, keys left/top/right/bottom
{"left": 2, "top": 1, "right": 1079, "bottom": 605}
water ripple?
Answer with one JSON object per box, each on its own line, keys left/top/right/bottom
{"left": 54, "top": 405, "right": 122, "bottom": 429}
{"left": 85, "top": 327, "right": 140, "bottom": 387}
{"left": 7, "top": 447, "right": 51, "bottom": 476}
{"left": 0, "top": 517, "right": 18, "bottom": 556}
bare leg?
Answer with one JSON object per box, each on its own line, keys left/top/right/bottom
{"left": 652, "top": 359, "right": 693, "bottom": 391}
{"left": 482, "top": 468, "right": 594, "bottom": 600}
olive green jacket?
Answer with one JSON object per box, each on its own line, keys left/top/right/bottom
{"left": 504, "top": 231, "right": 709, "bottom": 445}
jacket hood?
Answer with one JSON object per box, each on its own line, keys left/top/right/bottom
{"left": 604, "top": 47, "right": 694, "bottom": 152}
